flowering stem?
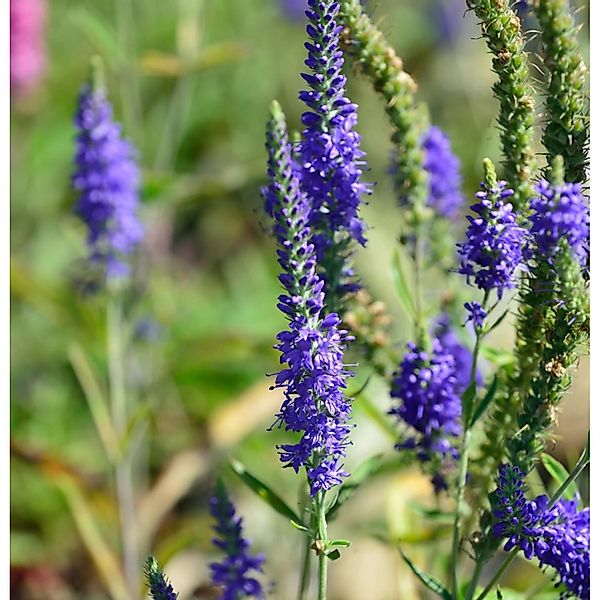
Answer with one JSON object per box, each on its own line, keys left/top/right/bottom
{"left": 107, "top": 295, "right": 138, "bottom": 599}
{"left": 548, "top": 443, "right": 589, "bottom": 508}
{"left": 474, "top": 547, "right": 518, "bottom": 600}
{"left": 316, "top": 492, "right": 328, "bottom": 600}
{"left": 451, "top": 294, "right": 488, "bottom": 597}
{"left": 451, "top": 427, "right": 471, "bottom": 597}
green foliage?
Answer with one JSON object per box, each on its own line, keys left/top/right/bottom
{"left": 229, "top": 460, "right": 301, "bottom": 524}
{"left": 398, "top": 548, "right": 453, "bottom": 600}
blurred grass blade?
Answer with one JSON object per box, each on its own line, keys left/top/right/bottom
{"left": 69, "top": 343, "right": 120, "bottom": 462}
{"left": 229, "top": 460, "right": 300, "bottom": 524}
{"left": 120, "top": 401, "right": 152, "bottom": 455}
{"left": 52, "top": 474, "right": 129, "bottom": 600}
{"left": 541, "top": 454, "right": 577, "bottom": 501}
{"left": 398, "top": 547, "right": 452, "bottom": 599}
{"left": 391, "top": 249, "right": 417, "bottom": 321}
{"left": 69, "top": 7, "right": 122, "bottom": 62}
{"left": 139, "top": 43, "right": 246, "bottom": 77}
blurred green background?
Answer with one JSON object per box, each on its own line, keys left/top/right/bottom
{"left": 10, "top": 0, "right": 589, "bottom": 598}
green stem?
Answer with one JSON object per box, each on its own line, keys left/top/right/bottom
{"left": 451, "top": 427, "right": 471, "bottom": 597}
{"left": 413, "top": 228, "right": 426, "bottom": 346}
{"left": 318, "top": 552, "right": 327, "bottom": 600}
{"left": 114, "top": 0, "right": 143, "bottom": 146}
{"left": 297, "top": 536, "right": 312, "bottom": 600}
{"left": 107, "top": 296, "right": 138, "bottom": 599}
{"left": 451, "top": 295, "right": 488, "bottom": 598}
{"left": 317, "top": 492, "right": 328, "bottom": 600}
{"left": 465, "top": 559, "right": 485, "bottom": 600}
{"left": 548, "top": 446, "right": 589, "bottom": 508}
{"left": 474, "top": 547, "right": 518, "bottom": 600}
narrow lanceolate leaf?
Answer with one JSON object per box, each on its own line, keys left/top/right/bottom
{"left": 470, "top": 375, "right": 499, "bottom": 427}
{"left": 229, "top": 460, "right": 301, "bottom": 524}
{"left": 53, "top": 474, "right": 130, "bottom": 600}
{"left": 391, "top": 250, "right": 417, "bottom": 321}
{"left": 541, "top": 454, "right": 578, "bottom": 501}
{"left": 461, "top": 380, "right": 478, "bottom": 426}
{"left": 398, "top": 548, "right": 453, "bottom": 600}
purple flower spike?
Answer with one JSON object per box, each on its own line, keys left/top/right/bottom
{"left": 72, "top": 84, "right": 143, "bottom": 279}
{"left": 434, "top": 315, "right": 482, "bottom": 392}
{"left": 263, "top": 102, "right": 353, "bottom": 495}
{"left": 491, "top": 465, "right": 590, "bottom": 599}
{"left": 210, "top": 482, "right": 265, "bottom": 599}
{"left": 145, "top": 557, "right": 178, "bottom": 600}
{"left": 464, "top": 302, "right": 487, "bottom": 329}
{"left": 390, "top": 339, "right": 462, "bottom": 466}
{"left": 529, "top": 179, "right": 589, "bottom": 267}
{"left": 457, "top": 175, "right": 526, "bottom": 299}
{"left": 421, "top": 126, "right": 464, "bottom": 219}
{"left": 299, "top": 0, "right": 370, "bottom": 295}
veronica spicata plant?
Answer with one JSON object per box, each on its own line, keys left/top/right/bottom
{"left": 209, "top": 481, "right": 265, "bottom": 599}
{"left": 134, "top": 1, "right": 591, "bottom": 599}
{"left": 298, "top": 0, "right": 370, "bottom": 311}
{"left": 73, "top": 64, "right": 143, "bottom": 280}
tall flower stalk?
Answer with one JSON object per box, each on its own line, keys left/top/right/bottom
{"left": 73, "top": 62, "right": 144, "bottom": 598}
{"left": 533, "top": 0, "right": 589, "bottom": 183}
{"left": 339, "top": 0, "right": 433, "bottom": 344}
{"left": 264, "top": 100, "right": 354, "bottom": 599}
{"left": 451, "top": 159, "right": 526, "bottom": 598}
{"left": 299, "top": 0, "right": 370, "bottom": 313}
{"left": 506, "top": 159, "right": 589, "bottom": 474}
{"left": 466, "top": 0, "right": 536, "bottom": 210}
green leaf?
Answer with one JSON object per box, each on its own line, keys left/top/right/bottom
{"left": 229, "top": 460, "right": 301, "bottom": 524}
{"left": 398, "top": 548, "right": 452, "bottom": 599}
{"left": 391, "top": 250, "right": 417, "bottom": 321}
{"left": 329, "top": 539, "right": 351, "bottom": 548}
{"left": 541, "top": 454, "right": 577, "bottom": 501}
{"left": 69, "top": 7, "right": 122, "bottom": 62}
{"left": 326, "top": 549, "right": 341, "bottom": 561}
{"left": 290, "top": 520, "right": 310, "bottom": 533}
{"left": 470, "top": 375, "right": 499, "bottom": 427}
{"left": 481, "top": 346, "right": 515, "bottom": 367}
{"left": 407, "top": 502, "right": 454, "bottom": 523}
{"left": 486, "top": 308, "right": 510, "bottom": 333}
{"left": 462, "top": 381, "right": 478, "bottom": 425}
{"left": 327, "top": 454, "right": 384, "bottom": 520}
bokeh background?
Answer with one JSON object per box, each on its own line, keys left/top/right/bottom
{"left": 10, "top": 0, "right": 590, "bottom": 598}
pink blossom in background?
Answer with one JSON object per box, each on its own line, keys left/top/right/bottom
{"left": 10, "top": 0, "right": 47, "bottom": 96}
